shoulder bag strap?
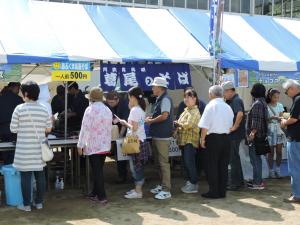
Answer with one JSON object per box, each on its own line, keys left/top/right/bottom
{"left": 259, "top": 100, "right": 268, "bottom": 135}
{"left": 268, "top": 105, "right": 277, "bottom": 117}
{"left": 26, "top": 106, "right": 41, "bottom": 141}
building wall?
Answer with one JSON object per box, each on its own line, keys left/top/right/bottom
{"left": 41, "top": 0, "right": 300, "bottom": 19}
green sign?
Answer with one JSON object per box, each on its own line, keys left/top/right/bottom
{"left": 248, "top": 70, "right": 300, "bottom": 87}
{"left": 0, "top": 64, "right": 22, "bottom": 82}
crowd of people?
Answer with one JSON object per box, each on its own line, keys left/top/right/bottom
{"left": 1, "top": 76, "right": 300, "bottom": 212}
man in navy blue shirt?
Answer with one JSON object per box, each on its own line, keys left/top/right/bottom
{"left": 106, "top": 91, "right": 130, "bottom": 184}
{"left": 222, "top": 81, "right": 245, "bottom": 191}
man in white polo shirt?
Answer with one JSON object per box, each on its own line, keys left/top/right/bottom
{"left": 198, "top": 85, "right": 234, "bottom": 199}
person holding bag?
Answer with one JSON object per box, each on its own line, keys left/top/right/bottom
{"left": 118, "top": 87, "right": 150, "bottom": 199}
{"left": 246, "top": 83, "right": 269, "bottom": 190}
{"left": 266, "top": 88, "right": 285, "bottom": 178}
{"left": 10, "top": 81, "right": 52, "bottom": 212}
{"left": 77, "top": 87, "right": 112, "bottom": 205}
{"left": 174, "top": 89, "right": 201, "bottom": 194}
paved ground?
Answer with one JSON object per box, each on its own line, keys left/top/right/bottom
{"left": 0, "top": 162, "right": 299, "bottom": 225}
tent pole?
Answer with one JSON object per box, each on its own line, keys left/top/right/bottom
{"left": 64, "top": 82, "right": 68, "bottom": 140}
{"left": 213, "top": 53, "right": 216, "bottom": 85}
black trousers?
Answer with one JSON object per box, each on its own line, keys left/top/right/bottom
{"left": 20, "top": 171, "right": 45, "bottom": 206}
{"left": 111, "top": 142, "right": 128, "bottom": 180}
{"left": 196, "top": 147, "right": 207, "bottom": 178}
{"left": 205, "top": 134, "right": 230, "bottom": 198}
{"left": 0, "top": 134, "right": 16, "bottom": 165}
{"left": 229, "top": 139, "right": 244, "bottom": 187}
{"left": 90, "top": 154, "right": 106, "bottom": 201}
{"left": 117, "top": 160, "right": 128, "bottom": 180}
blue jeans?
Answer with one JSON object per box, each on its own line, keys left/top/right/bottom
{"left": 249, "top": 145, "right": 262, "bottom": 185}
{"left": 20, "top": 171, "right": 45, "bottom": 207}
{"left": 129, "top": 158, "right": 145, "bottom": 186}
{"left": 287, "top": 141, "right": 300, "bottom": 198}
{"left": 182, "top": 144, "right": 198, "bottom": 185}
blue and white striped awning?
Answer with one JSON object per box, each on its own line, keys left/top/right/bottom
{"left": 0, "top": 0, "right": 210, "bottom": 65}
{"left": 1, "top": 0, "right": 300, "bottom": 72}
{"left": 170, "top": 8, "right": 300, "bottom": 72}
{"left": 0, "top": 0, "right": 68, "bottom": 63}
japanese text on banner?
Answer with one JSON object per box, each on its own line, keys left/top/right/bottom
{"left": 51, "top": 62, "right": 92, "bottom": 81}
{"left": 100, "top": 63, "right": 191, "bottom": 91}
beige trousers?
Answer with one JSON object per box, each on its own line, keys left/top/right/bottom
{"left": 152, "top": 139, "right": 171, "bottom": 191}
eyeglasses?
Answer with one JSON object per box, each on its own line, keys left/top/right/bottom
{"left": 285, "top": 88, "right": 290, "bottom": 95}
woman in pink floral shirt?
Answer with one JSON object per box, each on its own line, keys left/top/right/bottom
{"left": 77, "top": 87, "right": 112, "bottom": 205}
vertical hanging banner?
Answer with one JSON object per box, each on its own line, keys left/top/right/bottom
{"left": 208, "top": 0, "right": 219, "bottom": 57}
{"left": 100, "top": 63, "right": 191, "bottom": 91}
{"left": 209, "top": 0, "right": 224, "bottom": 84}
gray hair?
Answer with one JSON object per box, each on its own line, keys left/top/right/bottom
{"left": 209, "top": 85, "right": 224, "bottom": 98}
{"left": 282, "top": 79, "right": 300, "bottom": 90}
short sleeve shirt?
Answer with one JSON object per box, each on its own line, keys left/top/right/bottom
{"left": 199, "top": 98, "right": 234, "bottom": 134}
{"left": 268, "top": 103, "right": 284, "bottom": 118}
{"left": 127, "top": 106, "right": 146, "bottom": 141}
{"left": 287, "top": 93, "right": 300, "bottom": 139}
{"left": 161, "top": 97, "right": 171, "bottom": 114}
{"left": 228, "top": 94, "right": 245, "bottom": 140}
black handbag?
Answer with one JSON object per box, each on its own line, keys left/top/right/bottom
{"left": 253, "top": 136, "right": 271, "bottom": 155}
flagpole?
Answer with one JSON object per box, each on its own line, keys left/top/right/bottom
{"left": 211, "top": 0, "right": 224, "bottom": 85}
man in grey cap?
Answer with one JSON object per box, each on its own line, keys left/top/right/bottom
{"left": 222, "top": 81, "right": 245, "bottom": 191}
{"left": 281, "top": 79, "right": 300, "bottom": 203}
{"left": 145, "top": 77, "right": 174, "bottom": 200}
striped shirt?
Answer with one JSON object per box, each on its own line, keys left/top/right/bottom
{"left": 10, "top": 102, "right": 52, "bottom": 172}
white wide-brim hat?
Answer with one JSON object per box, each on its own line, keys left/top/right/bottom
{"left": 151, "top": 77, "right": 168, "bottom": 88}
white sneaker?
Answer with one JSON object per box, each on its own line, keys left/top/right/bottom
{"left": 248, "top": 183, "right": 265, "bottom": 190}
{"left": 124, "top": 190, "right": 143, "bottom": 199}
{"left": 126, "top": 189, "right": 135, "bottom": 195}
{"left": 181, "top": 181, "right": 198, "bottom": 194}
{"left": 154, "top": 191, "right": 172, "bottom": 200}
{"left": 150, "top": 185, "right": 162, "bottom": 194}
{"left": 36, "top": 203, "right": 43, "bottom": 210}
{"left": 269, "top": 170, "right": 276, "bottom": 179}
{"left": 17, "top": 205, "right": 31, "bottom": 212}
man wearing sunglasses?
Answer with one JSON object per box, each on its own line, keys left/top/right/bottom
{"left": 281, "top": 79, "right": 300, "bottom": 204}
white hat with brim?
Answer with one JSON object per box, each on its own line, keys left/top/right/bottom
{"left": 151, "top": 77, "right": 168, "bottom": 88}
